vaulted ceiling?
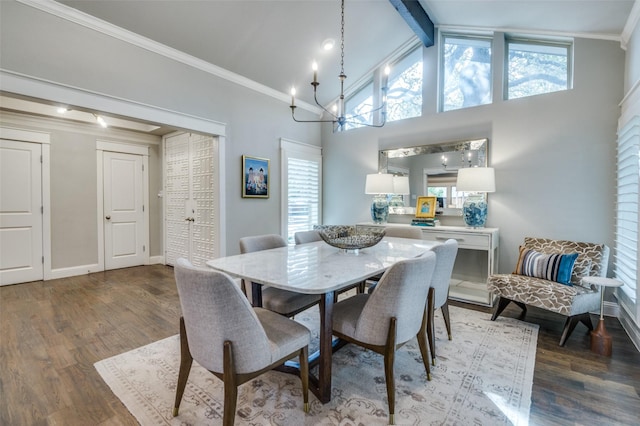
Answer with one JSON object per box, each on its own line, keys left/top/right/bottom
{"left": 2, "top": 1, "right": 634, "bottom": 133}
{"left": 56, "top": 0, "right": 634, "bottom": 107}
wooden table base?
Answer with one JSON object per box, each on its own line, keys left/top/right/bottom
{"left": 590, "top": 318, "right": 613, "bottom": 356}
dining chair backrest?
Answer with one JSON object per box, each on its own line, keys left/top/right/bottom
{"left": 294, "top": 230, "right": 322, "bottom": 245}
{"left": 174, "top": 258, "right": 271, "bottom": 374}
{"left": 239, "top": 234, "right": 287, "bottom": 253}
{"left": 429, "top": 239, "right": 458, "bottom": 308}
{"left": 356, "top": 251, "right": 437, "bottom": 345}
{"left": 384, "top": 226, "right": 423, "bottom": 240}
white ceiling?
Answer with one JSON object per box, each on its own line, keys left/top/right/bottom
{"left": 3, "top": 0, "right": 635, "bottom": 133}
{"left": 55, "top": 0, "right": 634, "bottom": 107}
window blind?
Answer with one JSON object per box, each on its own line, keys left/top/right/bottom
{"left": 281, "top": 140, "right": 322, "bottom": 244}
{"left": 615, "top": 116, "right": 639, "bottom": 305}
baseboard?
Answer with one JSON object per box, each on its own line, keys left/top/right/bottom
{"left": 49, "top": 263, "right": 101, "bottom": 280}
{"left": 148, "top": 256, "right": 165, "bottom": 265}
{"left": 603, "top": 300, "right": 620, "bottom": 317}
{"left": 619, "top": 308, "right": 640, "bottom": 352}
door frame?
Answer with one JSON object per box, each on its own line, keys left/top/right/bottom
{"left": 0, "top": 126, "right": 52, "bottom": 281}
{"left": 96, "top": 140, "right": 149, "bottom": 271}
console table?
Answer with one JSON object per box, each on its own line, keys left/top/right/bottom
{"left": 360, "top": 223, "right": 499, "bottom": 306}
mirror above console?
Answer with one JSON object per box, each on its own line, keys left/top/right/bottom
{"left": 378, "top": 138, "right": 489, "bottom": 217}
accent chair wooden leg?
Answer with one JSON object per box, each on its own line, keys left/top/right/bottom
{"left": 491, "top": 297, "right": 512, "bottom": 321}
{"left": 425, "top": 288, "right": 436, "bottom": 366}
{"left": 441, "top": 301, "right": 452, "bottom": 341}
{"left": 417, "top": 307, "right": 432, "bottom": 380}
{"left": 384, "top": 318, "right": 398, "bottom": 425}
{"left": 173, "top": 317, "right": 193, "bottom": 417}
{"left": 299, "top": 346, "right": 310, "bottom": 413}
{"left": 560, "top": 313, "right": 593, "bottom": 346}
{"left": 223, "top": 341, "right": 238, "bottom": 426}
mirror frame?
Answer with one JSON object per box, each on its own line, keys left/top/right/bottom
{"left": 378, "top": 138, "right": 489, "bottom": 216}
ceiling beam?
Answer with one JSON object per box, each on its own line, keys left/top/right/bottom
{"left": 388, "top": 0, "right": 435, "bottom": 47}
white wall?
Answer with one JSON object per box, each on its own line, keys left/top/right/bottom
{"left": 0, "top": 0, "right": 321, "bottom": 260}
{"left": 323, "top": 34, "right": 625, "bottom": 273}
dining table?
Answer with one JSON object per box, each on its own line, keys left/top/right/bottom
{"left": 206, "top": 236, "right": 438, "bottom": 403}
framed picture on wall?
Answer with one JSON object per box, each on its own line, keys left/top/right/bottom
{"left": 415, "top": 196, "right": 437, "bottom": 218}
{"left": 242, "top": 155, "right": 270, "bottom": 198}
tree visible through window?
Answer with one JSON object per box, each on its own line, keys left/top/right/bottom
{"left": 441, "top": 35, "right": 492, "bottom": 112}
{"left": 387, "top": 46, "right": 423, "bottom": 122}
{"left": 507, "top": 40, "right": 570, "bottom": 100}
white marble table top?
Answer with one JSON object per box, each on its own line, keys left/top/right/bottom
{"left": 206, "top": 237, "right": 439, "bottom": 294}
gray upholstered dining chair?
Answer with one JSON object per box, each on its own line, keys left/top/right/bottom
{"left": 294, "top": 229, "right": 322, "bottom": 244}
{"left": 172, "top": 258, "right": 310, "bottom": 426}
{"left": 331, "top": 251, "right": 437, "bottom": 425}
{"left": 239, "top": 234, "right": 320, "bottom": 317}
{"left": 366, "top": 226, "right": 424, "bottom": 293}
{"left": 426, "top": 239, "right": 458, "bottom": 365}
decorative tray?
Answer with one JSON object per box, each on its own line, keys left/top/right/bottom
{"left": 316, "top": 225, "right": 385, "bottom": 250}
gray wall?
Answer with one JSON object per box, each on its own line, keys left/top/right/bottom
{"left": 323, "top": 35, "right": 625, "bottom": 273}
{"left": 0, "top": 0, "right": 320, "bottom": 264}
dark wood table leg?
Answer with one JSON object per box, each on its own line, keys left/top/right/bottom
{"left": 251, "top": 282, "right": 263, "bottom": 308}
{"left": 313, "top": 291, "right": 334, "bottom": 403}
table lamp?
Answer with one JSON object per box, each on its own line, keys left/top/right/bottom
{"left": 389, "top": 176, "right": 410, "bottom": 207}
{"left": 365, "top": 173, "right": 394, "bottom": 224}
{"left": 456, "top": 167, "right": 495, "bottom": 228}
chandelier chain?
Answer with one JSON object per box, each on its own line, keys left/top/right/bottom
{"left": 340, "top": 0, "right": 345, "bottom": 76}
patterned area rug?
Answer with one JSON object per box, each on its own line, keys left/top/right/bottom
{"left": 95, "top": 306, "right": 538, "bottom": 425}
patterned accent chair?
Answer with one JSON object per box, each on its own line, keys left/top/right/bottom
{"left": 488, "top": 237, "right": 609, "bottom": 346}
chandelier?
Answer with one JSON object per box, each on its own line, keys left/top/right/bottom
{"left": 289, "top": 0, "right": 387, "bottom": 130}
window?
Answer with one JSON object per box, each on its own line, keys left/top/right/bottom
{"left": 386, "top": 46, "right": 423, "bottom": 122}
{"left": 426, "top": 174, "right": 464, "bottom": 209}
{"left": 343, "top": 81, "right": 374, "bottom": 130}
{"left": 615, "top": 117, "right": 639, "bottom": 312}
{"left": 506, "top": 39, "right": 571, "bottom": 100}
{"left": 281, "top": 139, "right": 322, "bottom": 244}
{"left": 441, "top": 35, "right": 492, "bottom": 112}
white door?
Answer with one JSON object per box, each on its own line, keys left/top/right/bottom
{"left": 0, "top": 140, "right": 43, "bottom": 285}
{"left": 104, "top": 151, "right": 145, "bottom": 270}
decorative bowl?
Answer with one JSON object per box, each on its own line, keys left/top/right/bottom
{"left": 316, "top": 225, "right": 385, "bottom": 251}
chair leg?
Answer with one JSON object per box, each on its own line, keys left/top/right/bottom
{"left": 173, "top": 317, "right": 193, "bottom": 417}
{"left": 384, "top": 317, "right": 398, "bottom": 425}
{"left": 223, "top": 341, "right": 238, "bottom": 426}
{"left": 417, "top": 308, "right": 432, "bottom": 380}
{"left": 425, "top": 288, "right": 436, "bottom": 366}
{"left": 491, "top": 296, "right": 513, "bottom": 320}
{"left": 299, "top": 346, "right": 310, "bottom": 413}
{"left": 559, "top": 313, "right": 592, "bottom": 346}
{"left": 441, "top": 301, "right": 452, "bottom": 341}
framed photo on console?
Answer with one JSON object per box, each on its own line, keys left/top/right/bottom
{"left": 242, "top": 155, "right": 270, "bottom": 198}
{"left": 415, "top": 196, "right": 437, "bottom": 218}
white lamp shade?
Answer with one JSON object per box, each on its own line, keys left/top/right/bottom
{"left": 365, "top": 173, "right": 394, "bottom": 194}
{"left": 392, "top": 176, "right": 410, "bottom": 194}
{"left": 456, "top": 167, "right": 496, "bottom": 192}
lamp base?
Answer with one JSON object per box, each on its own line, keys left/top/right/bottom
{"left": 462, "top": 193, "right": 487, "bottom": 228}
{"left": 371, "top": 195, "right": 389, "bottom": 224}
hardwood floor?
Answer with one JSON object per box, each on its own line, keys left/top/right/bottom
{"left": 1, "top": 265, "right": 639, "bottom": 425}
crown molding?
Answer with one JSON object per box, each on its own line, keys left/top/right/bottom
{"left": 1, "top": 70, "right": 227, "bottom": 136}
{"left": 16, "top": 0, "right": 322, "bottom": 116}
{"left": 621, "top": 0, "right": 640, "bottom": 50}
{"left": 436, "top": 24, "right": 622, "bottom": 43}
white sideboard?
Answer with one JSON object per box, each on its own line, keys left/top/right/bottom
{"left": 360, "top": 223, "right": 499, "bottom": 306}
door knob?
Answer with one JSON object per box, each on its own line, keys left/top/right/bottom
{"left": 105, "top": 215, "right": 111, "bottom": 220}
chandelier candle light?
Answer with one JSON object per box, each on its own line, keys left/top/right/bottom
{"left": 456, "top": 167, "right": 495, "bottom": 228}
{"left": 365, "top": 173, "right": 394, "bottom": 224}
{"left": 290, "top": 0, "right": 388, "bottom": 130}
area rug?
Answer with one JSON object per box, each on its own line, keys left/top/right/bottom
{"left": 95, "top": 306, "right": 538, "bottom": 425}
